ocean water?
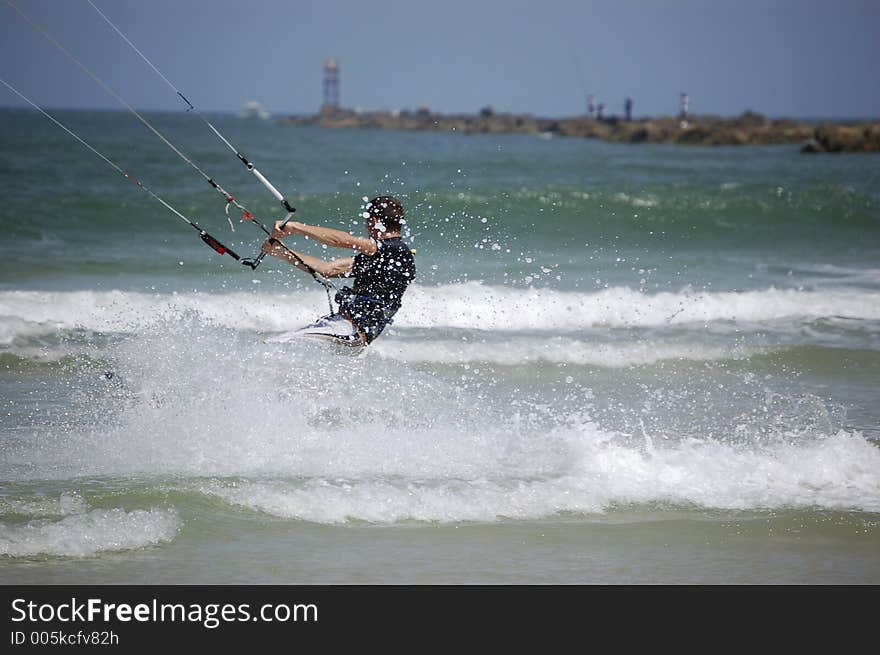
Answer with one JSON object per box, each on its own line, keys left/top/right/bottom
{"left": 1, "top": 108, "right": 879, "bottom": 583}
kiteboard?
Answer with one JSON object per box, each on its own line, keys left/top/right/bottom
{"left": 266, "top": 314, "right": 366, "bottom": 354}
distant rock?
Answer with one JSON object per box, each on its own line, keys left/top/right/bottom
{"left": 277, "top": 108, "right": 879, "bottom": 153}
{"left": 801, "top": 122, "right": 880, "bottom": 153}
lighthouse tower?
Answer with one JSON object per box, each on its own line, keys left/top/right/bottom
{"left": 322, "top": 58, "right": 340, "bottom": 114}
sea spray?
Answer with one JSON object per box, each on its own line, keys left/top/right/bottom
{"left": 3, "top": 310, "right": 877, "bottom": 524}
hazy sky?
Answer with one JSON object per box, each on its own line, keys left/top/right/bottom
{"left": 1, "top": 0, "right": 878, "bottom": 119}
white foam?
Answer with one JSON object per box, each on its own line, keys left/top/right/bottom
{"left": 614, "top": 192, "right": 658, "bottom": 208}
{"left": 573, "top": 428, "right": 880, "bottom": 513}
{"left": 789, "top": 264, "right": 880, "bottom": 287}
{"left": 3, "top": 311, "right": 877, "bottom": 523}
{"left": 0, "top": 507, "right": 180, "bottom": 557}
{"left": 397, "top": 283, "right": 880, "bottom": 331}
{"left": 1, "top": 285, "right": 878, "bottom": 342}
{"left": 195, "top": 429, "right": 880, "bottom": 524}
{"left": 0, "top": 289, "right": 318, "bottom": 336}
{"left": 0, "top": 316, "right": 64, "bottom": 346}
{"left": 371, "top": 336, "right": 748, "bottom": 367}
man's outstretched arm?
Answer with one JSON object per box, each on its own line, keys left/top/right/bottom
{"left": 273, "top": 220, "right": 378, "bottom": 255}
{"left": 260, "top": 239, "right": 353, "bottom": 277}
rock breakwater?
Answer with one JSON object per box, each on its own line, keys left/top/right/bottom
{"left": 278, "top": 109, "right": 879, "bottom": 153}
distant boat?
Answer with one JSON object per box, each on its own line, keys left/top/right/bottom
{"left": 239, "top": 100, "right": 270, "bottom": 120}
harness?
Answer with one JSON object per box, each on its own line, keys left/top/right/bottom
{"left": 334, "top": 288, "right": 396, "bottom": 343}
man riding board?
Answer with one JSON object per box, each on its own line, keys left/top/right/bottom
{"left": 261, "top": 195, "right": 416, "bottom": 346}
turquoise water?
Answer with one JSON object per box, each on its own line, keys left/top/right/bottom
{"left": 1, "top": 108, "right": 879, "bottom": 583}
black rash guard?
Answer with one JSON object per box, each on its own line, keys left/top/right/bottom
{"left": 335, "top": 236, "right": 416, "bottom": 343}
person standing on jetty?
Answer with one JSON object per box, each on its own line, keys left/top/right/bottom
{"left": 260, "top": 196, "right": 416, "bottom": 347}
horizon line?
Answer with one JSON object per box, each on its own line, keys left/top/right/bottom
{"left": 0, "top": 104, "right": 877, "bottom": 124}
